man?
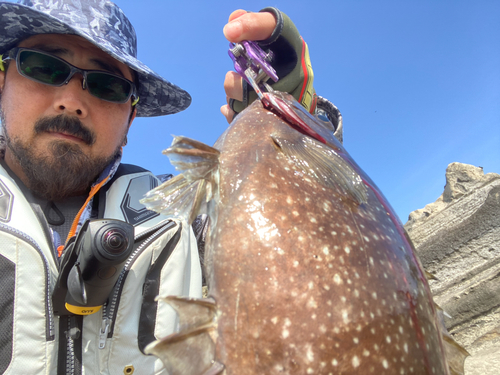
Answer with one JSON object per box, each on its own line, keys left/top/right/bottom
{"left": 0, "top": 1, "right": 340, "bottom": 374}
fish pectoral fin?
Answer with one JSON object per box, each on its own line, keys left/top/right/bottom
{"left": 144, "top": 296, "right": 219, "bottom": 375}
{"left": 141, "top": 173, "right": 207, "bottom": 224}
{"left": 435, "top": 303, "right": 469, "bottom": 375}
{"left": 271, "top": 134, "right": 368, "bottom": 204}
{"left": 202, "top": 362, "right": 225, "bottom": 375}
{"left": 442, "top": 334, "right": 470, "bottom": 375}
{"left": 158, "top": 295, "right": 217, "bottom": 331}
{"left": 164, "top": 135, "right": 220, "bottom": 182}
{"left": 141, "top": 136, "right": 220, "bottom": 224}
{"left": 144, "top": 324, "right": 216, "bottom": 375}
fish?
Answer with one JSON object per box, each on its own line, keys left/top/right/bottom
{"left": 141, "top": 92, "right": 467, "bottom": 375}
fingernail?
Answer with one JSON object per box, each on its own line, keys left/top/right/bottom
{"left": 223, "top": 21, "right": 241, "bottom": 40}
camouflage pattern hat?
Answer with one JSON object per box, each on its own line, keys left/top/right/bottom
{"left": 0, "top": 0, "right": 191, "bottom": 117}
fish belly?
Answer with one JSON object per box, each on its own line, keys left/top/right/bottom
{"left": 206, "top": 103, "right": 449, "bottom": 375}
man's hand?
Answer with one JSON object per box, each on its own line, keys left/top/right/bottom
{"left": 220, "top": 10, "right": 277, "bottom": 123}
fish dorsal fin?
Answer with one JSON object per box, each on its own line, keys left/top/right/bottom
{"left": 141, "top": 136, "right": 220, "bottom": 224}
{"left": 271, "top": 134, "right": 368, "bottom": 205}
{"left": 144, "top": 296, "right": 223, "bottom": 375}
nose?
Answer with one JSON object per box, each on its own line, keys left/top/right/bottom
{"left": 52, "top": 74, "right": 89, "bottom": 118}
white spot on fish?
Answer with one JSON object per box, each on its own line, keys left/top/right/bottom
{"left": 282, "top": 329, "right": 289, "bottom": 338}
{"left": 334, "top": 274, "right": 342, "bottom": 284}
{"left": 310, "top": 217, "right": 317, "bottom": 223}
{"left": 307, "top": 297, "right": 318, "bottom": 309}
{"left": 372, "top": 292, "right": 377, "bottom": 299}
{"left": 342, "top": 310, "right": 349, "bottom": 324}
{"left": 293, "top": 261, "right": 299, "bottom": 267}
{"left": 286, "top": 196, "right": 293, "bottom": 204}
{"left": 344, "top": 246, "right": 351, "bottom": 254}
{"left": 353, "top": 337, "right": 359, "bottom": 344}
{"left": 332, "top": 359, "right": 338, "bottom": 366}
{"left": 363, "top": 349, "right": 370, "bottom": 357}
{"left": 382, "top": 359, "right": 389, "bottom": 369}
{"left": 352, "top": 355, "right": 360, "bottom": 368}
{"left": 306, "top": 345, "right": 314, "bottom": 362}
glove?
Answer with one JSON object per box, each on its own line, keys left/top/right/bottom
{"left": 230, "top": 7, "right": 317, "bottom": 115}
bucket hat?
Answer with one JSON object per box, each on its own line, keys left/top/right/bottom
{"left": 0, "top": 0, "right": 191, "bottom": 117}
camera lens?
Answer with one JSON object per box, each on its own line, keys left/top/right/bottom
{"left": 102, "top": 229, "right": 129, "bottom": 255}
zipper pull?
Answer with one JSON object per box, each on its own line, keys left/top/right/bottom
{"left": 98, "top": 318, "right": 110, "bottom": 349}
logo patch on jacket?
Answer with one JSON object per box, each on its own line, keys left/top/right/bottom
{"left": 0, "top": 180, "right": 13, "bottom": 223}
{"left": 120, "top": 175, "right": 159, "bottom": 225}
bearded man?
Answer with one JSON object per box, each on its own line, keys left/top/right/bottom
{"left": 0, "top": 1, "right": 340, "bottom": 373}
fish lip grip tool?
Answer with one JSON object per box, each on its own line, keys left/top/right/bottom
{"left": 228, "top": 40, "right": 278, "bottom": 99}
{"left": 228, "top": 40, "right": 324, "bottom": 143}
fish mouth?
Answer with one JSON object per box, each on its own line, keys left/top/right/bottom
{"left": 262, "top": 92, "right": 327, "bottom": 144}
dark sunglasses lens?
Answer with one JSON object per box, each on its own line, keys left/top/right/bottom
{"left": 18, "top": 51, "right": 70, "bottom": 85}
{"left": 86, "top": 73, "right": 131, "bottom": 103}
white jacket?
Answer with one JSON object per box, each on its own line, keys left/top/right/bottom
{"left": 0, "top": 163, "right": 202, "bottom": 375}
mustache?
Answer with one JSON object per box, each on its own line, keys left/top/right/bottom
{"left": 34, "top": 115, "right": 96, "bottom": 145}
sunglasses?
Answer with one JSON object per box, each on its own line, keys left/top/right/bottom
{"left": 1, "top": 48, "right": 139, "bottom": 105}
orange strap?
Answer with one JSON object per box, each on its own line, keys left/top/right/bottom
{"left": 57, "top": 175, "right": 110, "bottom": 257}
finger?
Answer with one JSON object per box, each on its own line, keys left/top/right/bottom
{"left": 223, "top": 11, "right": 276, "bottom": 43}
{"left": 220, "top": 104, "right": 235, "bottom": 124}
{"left": 228, "top": 9, "right": 247, "bottom": 22}
{"left": 224, "top": 71, "right": 244, "bottom": 102}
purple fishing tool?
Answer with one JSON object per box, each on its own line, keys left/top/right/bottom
{"left": 228, "top": 40, "right": 278, "bottom": 99}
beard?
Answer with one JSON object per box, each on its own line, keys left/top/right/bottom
{"left": 2, "top": 114, "right": 123, "bottom": 201}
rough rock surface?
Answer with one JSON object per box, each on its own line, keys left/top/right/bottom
{"left": 405, "top": 162, "right": 500, "bottom": 375}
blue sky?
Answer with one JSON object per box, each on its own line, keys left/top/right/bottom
{"left": 6, "top": 0, "right": 499, "bottom": 222}
{"left": 117, "top": 0, "right": 499, "bottom": 222}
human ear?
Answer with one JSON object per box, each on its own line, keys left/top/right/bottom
{"left": 123, "top": 108, "right": 137, "bottom": 147}
{"left": 127, "top": 107, "right": 137, "bottom": 128}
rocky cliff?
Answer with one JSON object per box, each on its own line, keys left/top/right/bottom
{"left": 405, "top": 162, "right": 500, "bottom": 375}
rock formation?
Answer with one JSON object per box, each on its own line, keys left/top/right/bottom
{"left": 405, "top": 162, "right": 500, "bottom": 375}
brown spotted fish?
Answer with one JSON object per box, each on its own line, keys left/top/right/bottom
{"left": 141, "top": 92, "right": 466, "bottom": 375}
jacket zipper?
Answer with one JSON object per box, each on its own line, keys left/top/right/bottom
{"left": 0, "top": 223, "right": 55, "bottom": 340}
{"left": 98, "top": 219, "right": 177, "bottom": 349}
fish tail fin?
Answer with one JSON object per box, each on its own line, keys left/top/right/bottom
{"left": 145, "top": 296, "right": 223, "bottom": 375}
{"left": 141, "top": 136, "right": 220, "bottom": 224}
